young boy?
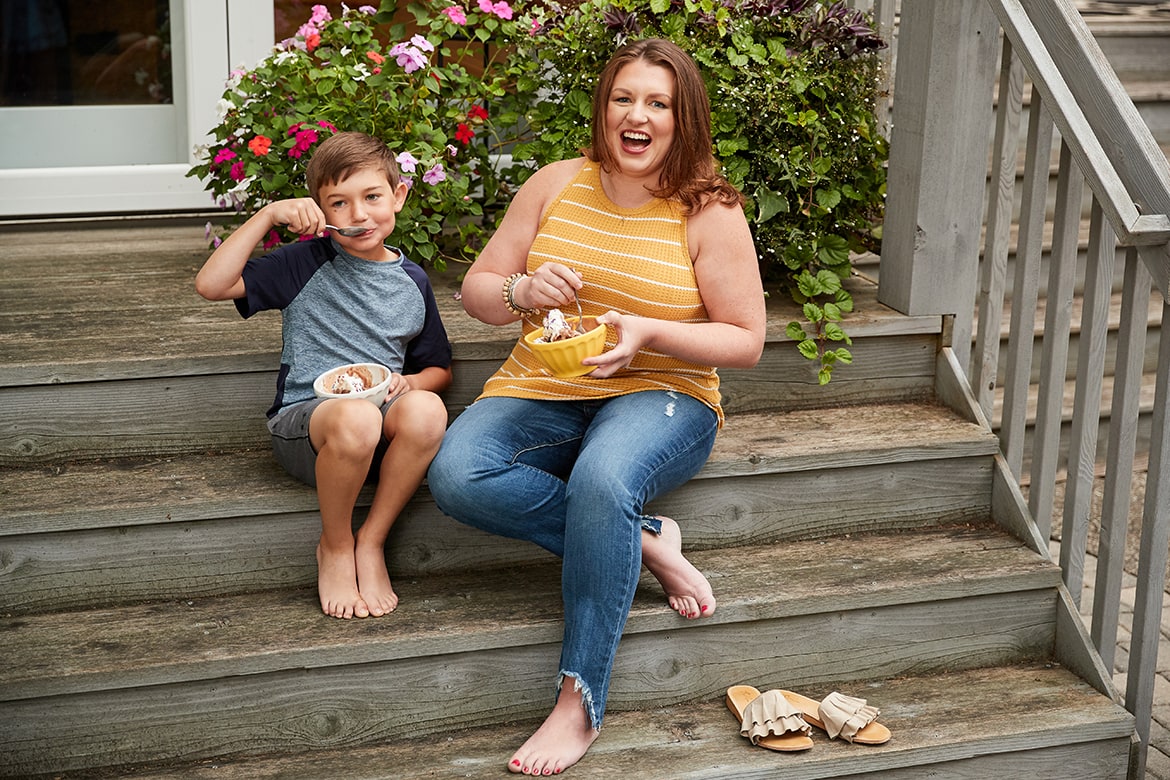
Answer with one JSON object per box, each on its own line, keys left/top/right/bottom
{"left": 195, "top": 131, "right": 452, "bottom": 620}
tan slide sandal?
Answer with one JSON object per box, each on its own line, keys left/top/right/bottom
{"left": 780, "top": 689, "right": 891, "bottom": 745}
{"left": 725, "top": 685, "right": 814, "bottom": 752}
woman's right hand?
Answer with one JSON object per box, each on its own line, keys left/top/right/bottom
{"left": 513, "top": 263, "right": 582, "bottom": 312}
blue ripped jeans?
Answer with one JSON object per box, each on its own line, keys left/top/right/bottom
{"left": 426, "top": 391, "right": 718, "bottom": 731}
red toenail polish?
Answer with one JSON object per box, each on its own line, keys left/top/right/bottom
{"left": 702, "top": 605, "right": 709, "bottom": 612}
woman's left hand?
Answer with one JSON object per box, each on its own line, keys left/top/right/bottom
{"left": 582, "top": 311, "right": 647, "bottom": 378}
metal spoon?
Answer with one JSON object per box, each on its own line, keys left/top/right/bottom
{"left": 572, "top": 269, "right": 583, "bottom": 323}
{"left": 325, "top": 224, "right": 370, "bottom": 237}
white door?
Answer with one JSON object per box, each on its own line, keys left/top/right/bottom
{"left": 0, "top": 0, "right": 273, "bottom": 217}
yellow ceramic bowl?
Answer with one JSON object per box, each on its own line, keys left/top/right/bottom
{"left": 312, "top": 362, "right": 393, "bottom": 402}
{"left": 524, "top": 317, "right": 607, "bottom": 377}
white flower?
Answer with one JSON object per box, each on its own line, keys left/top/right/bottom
{"left": 215, "top": 98, "right": 234, "bottom": 121}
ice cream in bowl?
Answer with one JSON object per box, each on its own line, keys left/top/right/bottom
{"left": 524, "top": 309, "right": 607, "bottom": 377}
{"left": 313, "top": 362, "right": 393, "bottom": 402}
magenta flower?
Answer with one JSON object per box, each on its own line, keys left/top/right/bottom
{"left": 477, "top": 0, "right": 493, "bottom": 12}
{"left": 288, "top": 128, "right": 319, "bottom": 158}
{"left": 442, "top": 6, "right": 467, "bottom": 24}
{"left": 229, "top": 160, "right": 246, "bottom": 181}
{"left": 492, "top": 2, "right": 513, "bottom": 20}
{"left": 422, "top": 164, "right": 446, "bottom": 185}
{"left": 213, "top": 148, "right": 237, "bottom": 165}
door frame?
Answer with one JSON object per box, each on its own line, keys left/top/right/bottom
{"left": 0, "top": 0, "right": 273, "bottom": 218}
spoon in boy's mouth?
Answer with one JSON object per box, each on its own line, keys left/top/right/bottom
{"left": 325, "top": 224, "right": 370, "bottom": 236}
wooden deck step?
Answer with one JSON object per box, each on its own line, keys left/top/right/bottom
{"left": 0, "top": 524, "right": 1072, "bottom": 777}
{"left": 77, "top": 664, "right": 1133, "bottom": 780}
{"left": 0, "top": 400, "right": 999, "bottom": 615}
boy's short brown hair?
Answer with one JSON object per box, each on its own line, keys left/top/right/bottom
{"left": 305, "top": 131, "right": 400, "bottom": 202}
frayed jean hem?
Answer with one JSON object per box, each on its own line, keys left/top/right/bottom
{"left": 557, "top": 670, "right": 602, "bottom": 731}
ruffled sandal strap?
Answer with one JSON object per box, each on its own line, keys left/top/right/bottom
{"left": 818, "top": 691, "right": 881, "bottom": 742}
{"left": 740, "top": 689, "right": 813, "bottom": 745}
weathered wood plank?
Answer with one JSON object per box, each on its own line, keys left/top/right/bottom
{"left": 0, "top": 455, "right": 996, "bottom": 614}
{"left": 0, "top": 399, "right": 994, "bottom": 536}
{"left": 0, "top": 525, "right": 1055, "bottom": 700}
{"left": 68, "top": 665, "right": 1129, "bottom": 780}
{"left": 0, "top": 532, "right": 1063, "bottom": 775}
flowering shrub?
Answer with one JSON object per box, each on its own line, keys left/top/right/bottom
{"left": 188, "top": 1, "right": 531, "bottom": 267}
{"left": 504, "top": 0, "right": 889, "bottom": 383}
{"left": 190, "top": 0, "right": 888, "bottom": 381}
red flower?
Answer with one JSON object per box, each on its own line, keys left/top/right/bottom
{"left": 455, "top": 123, "right": 474, "bottom": 145}
{"left": 247, "top": 135, "right": 272, "bottom": 156}
{"left": 305, "top": 33, "right": 321, "bottom": 52}
{"left": 367, "top": 50, "right": 384, "bottom": 65}
{"left": 468, "top": 105, "right": 488, "bottom": 122}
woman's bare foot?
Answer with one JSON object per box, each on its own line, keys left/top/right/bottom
{"left": 355, "top": 540, "right": 398, "bottom": 616}
{"left": 508, "top": 685, "right": 599, "bottom": 775}
{"left": 641, "top": 516, "right": 716, "bottom": 619}
{"left": 316, "top": 541, "right": 369, "bottom": 619}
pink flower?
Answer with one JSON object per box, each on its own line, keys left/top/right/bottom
{"left": 308, "top": 4, "right": 331, "bottom": 25}
{"left": 229, "top": 160, "right": 246, "bottom": 181}
{"left": 477, "top": 0, "right": 511, "bottom": 19}
{"left": 442, "top": 6, "right": 467, "bottom": 24}
{"left": 317, "top": 120, "right": 338, "bottom": 133}
{"left": 213, "top": 148, "right": 237, "bottom": 165}
{"left": 359, "top": 5, "right": 377, "bottom": 14}
{"left": 422, "top": 164, "right": 446, "bottom": 185}
{"left": 389, "top": 41, "right": 429, "bottom": 73}
{"left": 396, "top": 152, "right": 419, "bottom": 173}
{"left": 263, "top": 229, "right": 282, "bottom": 249}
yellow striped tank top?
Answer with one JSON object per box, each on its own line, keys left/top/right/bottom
{"left": 477, "top": 161, "right": 723, "bottom": 424}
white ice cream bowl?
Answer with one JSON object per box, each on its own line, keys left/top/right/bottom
{"left": 313, "top": 362, "right": 393, "bottom": 402}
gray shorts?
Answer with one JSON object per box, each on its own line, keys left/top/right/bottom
{"left": 267, "top": 396, "right": 399, "bottom": 487}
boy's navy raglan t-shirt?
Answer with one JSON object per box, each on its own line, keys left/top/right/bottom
{"left": 235, "top": 236, "right": 452, "bottom": 418}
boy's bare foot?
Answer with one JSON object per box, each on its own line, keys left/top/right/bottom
{"left": 641, "top": 516, "right": 716, "bottom": 619}
{"left": 508, "top": 686, "right": 599, "bottom": 775}
{"left": 355, "top": 541, "right": 398, "bottom": 616}
{"left": 316, "top": 542, "right": 369, "bottom": 619}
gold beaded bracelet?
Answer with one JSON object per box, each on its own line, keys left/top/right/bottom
{"left": 502, "top": 272, "right": 538, "bottom": 317}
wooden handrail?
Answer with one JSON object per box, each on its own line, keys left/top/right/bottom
{"left": 985, "top": 0, "right": 1170, "bottom": 296}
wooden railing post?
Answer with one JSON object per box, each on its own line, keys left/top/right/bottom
{"left": 878, "top": 0, "right": 1001, "bottom": 371}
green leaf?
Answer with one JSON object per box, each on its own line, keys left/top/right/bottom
{"left": 815, "top": 269, "right": 842, "bottom": 295}
{"left": 798, "top": 339, "right": 820, "bottom": 360}
{"left": 834, "top": 347, "right": 854, "bottom": 364}
{"left": 818, "top": 367, "right": 832, "bottom": 385}
{"left": 796, "top": 273, "right": 818, "bottom": 298}
{"left": 815, "top": 188, "right": 841, "bottom": 210}
{"left": 785, "top": 321, "right": 807, "bottom": 341}
{"left": 755, "top": 188, "right": 788, "bottom": 224}
{"left": 803, "top": 302, "right": 823, "bottom": 323}
{"left": 824, "top": 322, "right": 846, "bottom": 341}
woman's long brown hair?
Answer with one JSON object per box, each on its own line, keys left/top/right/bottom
{"left": 586, "top": 38, "right": 745, "bottom": 214}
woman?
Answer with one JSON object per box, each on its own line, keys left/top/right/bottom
{"left": 427, "top": 38, "right": 765, "bottom": 775}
